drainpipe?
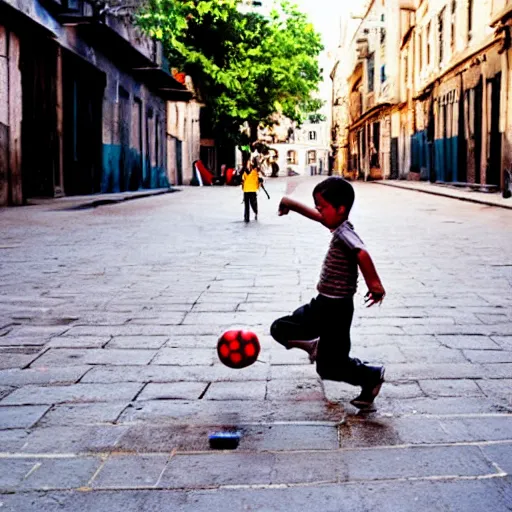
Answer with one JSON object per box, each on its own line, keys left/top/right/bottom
{"left": 499, "top": 27, "right": 510, "bottom": 195}
{"left": 480, "top": 59, "right": 488, "bottom": 186}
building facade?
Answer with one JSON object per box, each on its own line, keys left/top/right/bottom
{"left": 257, "top": 117, "right": 330, "bottom": 177}
{"left": 0, "top": 0, "right": 193, "bottom": 206}
{"left": 167, "top": 98, "right": 201, "bottom": 186}
{"left": 337, "top": 0, "right": 402, "bottom": 181}
{"left": 332, "top": 0, "right": 512, "bottom": 194}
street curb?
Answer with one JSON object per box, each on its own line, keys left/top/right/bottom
{"left": 29, "top": 187, "right": 180, "bottom": 211}
{"left": 67, "top": 188, "right": 179, "bottom": 210}
{"left": 374, "top": 181, "right": 512, "bottom": 210}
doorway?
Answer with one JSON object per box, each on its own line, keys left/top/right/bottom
{"left": 21, "top": 36, "right": 59, "bottom": 199}
{"left": 487, "top": 73, "right": 501, "bottom": 187}
{"left": 473, "top": 78, "right": 483, "bottom": 184}
{"left": 62, "top": 51, "right": 104, "bottom": 195}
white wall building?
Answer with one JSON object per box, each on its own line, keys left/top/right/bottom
{"left": 256, "top": 117, "right": 330, "bottom": 176}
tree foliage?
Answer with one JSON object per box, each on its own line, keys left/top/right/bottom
{"left": 137, "top": 0, "right": 323, "bottom": 144}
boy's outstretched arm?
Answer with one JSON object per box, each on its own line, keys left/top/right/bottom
{"left": 357, "top": 249, "right": 386, "bottom": 307}
{"left": 278, "top": 196, "right": 323, "bottom": 224}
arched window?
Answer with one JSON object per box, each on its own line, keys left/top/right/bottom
{"left": 307, "top": 150, "right": 317, "bottom": 164}
{"left": 287, "top": 150, "right": 298, "bottom": 165}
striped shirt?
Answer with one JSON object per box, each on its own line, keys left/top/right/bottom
{"left": 317, "top": 221, "right": 366, "bottom": 298}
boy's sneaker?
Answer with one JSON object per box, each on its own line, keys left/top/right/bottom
{"left": 350, "top": 367, "right": 385, "bottom": 409}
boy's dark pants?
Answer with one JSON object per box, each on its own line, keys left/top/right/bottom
{"left": 244, "top": 192, "right": 258, "bottom": 221}
{"left": 270, "top": 295, "right": 378, "bottom": 386}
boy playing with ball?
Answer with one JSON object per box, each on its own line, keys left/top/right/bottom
{"left": 271, "top": 177, "right": 386, "bottom": 409}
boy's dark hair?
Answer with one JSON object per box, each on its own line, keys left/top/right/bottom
{"left": 313, "top": 177, "right": 355, "bottom": 212}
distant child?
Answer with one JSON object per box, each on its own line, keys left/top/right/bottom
{"left": 241, "top": 158, "right": 262, "bottom": 222}
{"left": 271, "top": 177, "right": 386, "bottom": 409}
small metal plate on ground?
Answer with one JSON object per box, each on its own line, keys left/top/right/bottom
{"left": 208, "top": 431, "right": 241, "bottom": 450}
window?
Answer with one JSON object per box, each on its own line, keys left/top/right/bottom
{"left": 438, "top": 7, "right": 445, "bottom": 64}
{"left": 287, "top": 150, "right": 298, "bottom": 165}
{"left": 380, "top": 65, "right": 386, "bottom": 84}
{"left": 367, "top": 53, "right": 375, "bottom": 92}
{"left": 404, "top": 54, "right": 408, "bottom": 90}
{"left": 427, "top": 22, "right": 431, "bottom": 65}
{"left": 308, "top": 131, "right": 317, "bottom": 141}
{"left": 307, "top": 150, "right": 317, "bottom": 164}
{"left": 418, "top": 31, "right": 423, "bottom": 71}
{"left": 451, "top": 1, "right": 456, "bottom": 52}
{"left": 468, "top": 0, "right": 473, "bottom": 40}
{"left": 155, "top": 116, "right": 160, "bottom": 168}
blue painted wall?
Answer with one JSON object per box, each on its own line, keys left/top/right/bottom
{"left": 102, "top": 144, "right": 169, "bottom": 193}
{"left": 411, "top": 130, "right": 428, "bottom": 172}
{"left": 412, "top": 130, "right": 459, "bottom": 182}
{"left": 434, "top": 137, "right": 459, "bottom": 182}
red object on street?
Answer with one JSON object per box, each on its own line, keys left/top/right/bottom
{"left": 225, "top": 167, "right": 236, "bottom": 185}
{"left": 217, "top": 330, "right": 260, "bottom": 369}
{"left": 194, "top": 160, "right": 214, "bottom": 185}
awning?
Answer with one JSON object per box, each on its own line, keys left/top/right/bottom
{"left": 348, "top": 102, "right": 392, "bottom": 132}
{"left": 58, "top": 16, "right": 190, "bottom": 99}
{"left": 132, "top": 67, "right": 192, "bottom": 101}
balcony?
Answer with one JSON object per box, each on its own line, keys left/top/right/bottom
{"left": 490, "top": 0, "right": 512, "bottom": 26}
{"left": 39, "top": 0, "right": 94, "bottom": 17}
{"left": 356, "top": 38, "right": 369, "bottom": 60}
{"left": 399, "top": 0, "right": 417, "bottom": 11}
{"left": 55, "top": 4, "right": 191, "bottom": 100}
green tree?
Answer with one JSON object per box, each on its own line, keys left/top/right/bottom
{"left": 138, "top": 0, "right": 323, "bottom": 145}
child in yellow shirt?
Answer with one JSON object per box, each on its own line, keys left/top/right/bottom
{"left": 242, "top": 161, "right": 261, "bottom": 222}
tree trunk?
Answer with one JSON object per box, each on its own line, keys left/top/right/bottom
{"left": 249, "top": 121, "right": 259, "bottom": 144}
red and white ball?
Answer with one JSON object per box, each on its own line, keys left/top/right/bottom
{"left": 217, "top": 330, "right": 260, "bottom": 369}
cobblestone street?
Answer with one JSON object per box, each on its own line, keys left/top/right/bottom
{"left": 0, "top": 177, "right": 511, "bottom": 511}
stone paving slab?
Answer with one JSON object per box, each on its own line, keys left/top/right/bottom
{"left": 105, "top": 336, "right": 169, "bottom": 349}
{"left": 436, "top": 334, "right": 503, "bottom": 349}
{"left": 0, "top": 386, "right": 14, "bottom": 400}
{"left": 339, "top": 415, "right": 512, "bottom": 447}
{"left": 265, "top": 378, "right": 325, "bottom": 401}
{"left": 463, "top": 349, "right": 512, "bottom": 363}
{"left": 0, "top": 405, "right": 50, "bottom": 429}
{"left": 16, "top": 425, "right": 128, "bottom": 454}
{"left": 32, "top": 348, "right": 156, "bottom": 367}
{"left": 0, "top": 383, "right": 143, "bottom": 405}
{"left": 0, "top": 367, "right": 89, "bottom": 386}
{"left": 476, "top": 379, "right": 512, "bottom": 403}
{"left": 418, "top": 379, "right": 485, "bottom": 397}
{"left": 481, "top": 442, "right": 512, "bottom": 474}
{"left": 136, "top": 383, "right": 208, "bottom": 401}
{"left": 36, "top": 402, "right": 129, "bottom": 427}
{"left": 15, "top": 458, "right": 102, "bottom": 491}
{"left": 398, "top": 346, "right": 467, "bottom": 363}
{"left": 385, "top": 363, "right": 487, "bottom": 380}
{"left": 375, "top": 396, "right": 504, "bottom": 415}
{"left": 91, "top": 455, "right": 169, "bottom": 489}
{"left": 492, "top": 336, "right": 512, "bottom": 350}
{"left": 164, "top": 335, "right": 218, "bottom": 348}
{"left": 45, "top": 337, "right": 111, "bottom": 349}
{"left": 0, "top": 337, "right": 49, "bottom": 347}
{"left": 151, "top": 348, "right": 215, "bottom": 366}
{"left": 204, "top": 381, "right": 267, "bottom": 401}
{"left": 62, "top": 324, "right": 184, "bottom": 337}
{"left": 481, "top": 363, "right": 512, "bottom": 378}
{"left": 5, "top": 326, "right": 70, "bottom": 338}
{"left": 0, "top": 353, "right": 42, "bottom": 370}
